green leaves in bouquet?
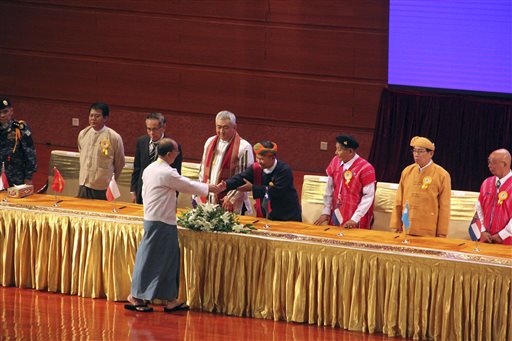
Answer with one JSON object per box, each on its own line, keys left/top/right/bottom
{"left": 178, "top": 202, "right": 256, "bottom": 234}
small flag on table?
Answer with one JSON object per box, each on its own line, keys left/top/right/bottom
{"left": 51, "top": 167, "right": 65, "bottom": 193}
{"left": 402, "top": 201, "right": 410, "bottom": 231}
{"left": 261, "top": 190, "right": 272, "bottom": 217}
{"left": 0, "top": 162, "right": 9, "bottom": 191}
{"left": 331, "top": 208, "right": 343, "bottom": 226}
{"left": 468, "top": 212, "right": 481, "bottom": 241}
{"left": 106, "top": 175, "right": 121, "bottom": 201}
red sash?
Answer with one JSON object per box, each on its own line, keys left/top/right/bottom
{"left": 252, "top": 162, "right": 264, "bottom": 217}
{"left": 201, "top": 132, "right": 241, "bottom": 202}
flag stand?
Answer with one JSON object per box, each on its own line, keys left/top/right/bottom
{"left": 401, "top": 200, "right": 410, "bottom": 244}
{"left": 262, "top": 207, "right": 271, "bottom": 228}
{"left": 473, "top": 241, "right": 480, "bottom": 252}
{"left": 263, "top": 212, "right": 271, "bottom": 229}
{"left": 53, "top": 193, "right": 60, "bottom": 207}
{"left": 1, "top": 190, "right": 7, "bottom": 203}
{"left": 263, "top": 189, "right": 271, "bottom": 229}
{"left": 402, "top": 228, "right": 410, "bottom": 244}
{"left": 112, "top": 203, "right": 118, "bottom": 213}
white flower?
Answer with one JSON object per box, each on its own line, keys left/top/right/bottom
{"left": 233, "top": 224, "right": 243, "bottom": 233}
{"left": 178, "top": 201, "right": 254, "bottom": 234}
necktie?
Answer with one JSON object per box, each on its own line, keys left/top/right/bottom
{"left": 496, "top": 179, "right": 501, "bottom": 190}
{"left": 149, "top": 142, "right": 158, "bottom": 161}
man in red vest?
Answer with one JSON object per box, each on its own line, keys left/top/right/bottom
{"left": 314, "top": 135, "right": 376, "bottom": 229}
{"left": 477, "top": 148, "right": 512, "bottom": 245}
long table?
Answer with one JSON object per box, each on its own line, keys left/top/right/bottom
{"left": 0, "top": 194, "right": 510, "bottom": 340}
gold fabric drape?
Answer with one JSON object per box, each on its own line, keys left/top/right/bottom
{"left": 1, "top": 195, "right": 511, "bottom": 340}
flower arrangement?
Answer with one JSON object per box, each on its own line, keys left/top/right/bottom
{"left": 178, "top": 202, "right": 256, "bottom": 234}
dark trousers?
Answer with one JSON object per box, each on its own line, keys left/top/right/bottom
{"left": 77, "top": 185, "right": 107, "bottom": 200}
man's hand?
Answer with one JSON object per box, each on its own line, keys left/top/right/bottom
{"left": 130, "top": 192, "right": 136, "bottom": 203}
{"left": 314, "top": 214, "right": 330, "bottom": 225}
{"left": 208, "top": 182, "right": 226, "bottom": 194}
{"left": 221, "top": 197, "right": 235, "bottom": 212}
{"left": 237, "top": 179, "right": 253, "bottom": 192}
{"left": 480, "top": 231, "right": 492, "bottom": 243}
{"left": 342, "top": 219, "right": 358, "bottom": 229}
{"left": 490, "top": 233, "right": 503, "bottom": 244}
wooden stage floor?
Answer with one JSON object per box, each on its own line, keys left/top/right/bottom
{"left": 0, "top": 287, "right": 410, "bottom": 341}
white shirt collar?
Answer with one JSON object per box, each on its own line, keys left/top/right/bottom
{"left": 418, "top": 160, "right": 433, "bottom": 173}
{"left": 93, "top": 126, "right": 106, "bottom": 133}
{"left": 263, "top": 159, "right": 278, "bottom": 174}
{"left": 497, "top": 170, "right": 512, "bottom": 187}
{"left": 151, "top": 133, "right": 165, "bottom": 144}
{"left": 341, "top": 154, "right": 359, "bottom": 170}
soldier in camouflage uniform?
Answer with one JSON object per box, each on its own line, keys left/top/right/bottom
{"left": 0, "top": 97, "right": 37, "bottom": 186}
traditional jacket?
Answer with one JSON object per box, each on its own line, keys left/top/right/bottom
{"left": 478, "top": 175, "right": 512, "bottom": 245}
{"left": 390, "top": 162, "right": 451, "bottom": 237}
{"left": 325, "top": 156, "right": 376, "bottom": 228}
{"left": 143, "top": 159, "right": 208, "bottom": 225}
{"left": 78, "top": 126, "right": 125, "bottom": 190}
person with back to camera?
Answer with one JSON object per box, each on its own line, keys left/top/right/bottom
{"left": 126, "top": 138, "right": 226, "bottom": 313}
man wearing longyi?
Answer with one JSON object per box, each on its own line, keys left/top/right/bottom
{"left": 390, "top": 136, "right": 451, "bottom": 237}
{"left": 125, "top": 138, "right": 225, "bottom": 313}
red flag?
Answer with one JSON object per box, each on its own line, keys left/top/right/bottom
{"left": 51, "top": 167, "right": 65, "bottom": 193}
{"left": 106, "top": 175, "right": 121, "bottom": 201}
{"left": 0, "top": 163, "right": 9, "bottom": 191}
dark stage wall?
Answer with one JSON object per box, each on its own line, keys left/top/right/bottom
{"left": 0, "top": 0, "right": 388, "bottom": 173}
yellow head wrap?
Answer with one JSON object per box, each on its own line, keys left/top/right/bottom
{"left": 410, "top": 136, "right": 435, "bottom": 151}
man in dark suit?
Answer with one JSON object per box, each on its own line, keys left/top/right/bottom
{"left": 130, "top": 112, "right": 183, "bottom": 204}
{"left": 221, "top": 141, "right": 301, "bottom": 222}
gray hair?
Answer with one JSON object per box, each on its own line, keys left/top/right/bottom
{"left": 146, "top": 112, "right": 166, "bottom": 127}
{"left": 215, "top": 110, "right": 236, "bottom": 125}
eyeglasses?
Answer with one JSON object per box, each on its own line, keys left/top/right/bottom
{"left": 411, "top": 148, "right": 428, "bottom": 154}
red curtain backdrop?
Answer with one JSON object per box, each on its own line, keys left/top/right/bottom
{"left": 369, "top": 88, "right": 512, "bottom": 191}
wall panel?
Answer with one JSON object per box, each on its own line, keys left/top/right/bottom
{"left": 0, "top": 0, "right": 388, "bottom": 174}
{"left": 0, "top": 4, "right": 386, "bottom": 80}
{"left": 22, "top": 0, "right": 270, "bottom": 21}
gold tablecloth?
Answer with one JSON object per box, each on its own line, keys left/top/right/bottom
{"left": 0, "top": 195, "right": 511, "bottom": 340}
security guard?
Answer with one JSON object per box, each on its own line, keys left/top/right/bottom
{"left": 0, "top": 97, "right": 37, "bottom": 186}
